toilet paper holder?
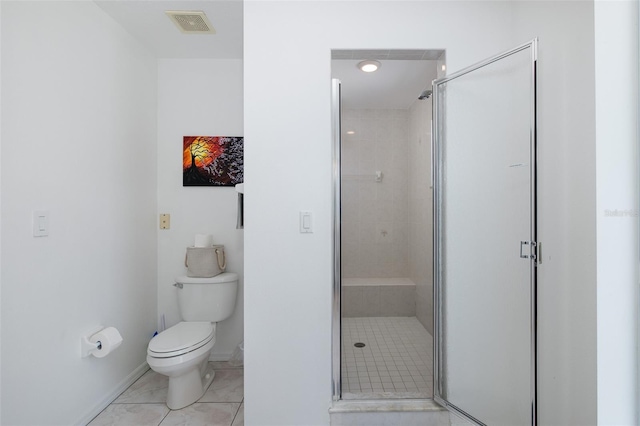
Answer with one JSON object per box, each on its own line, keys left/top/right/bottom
{"left": 80, "top": 326, "right": 109, "bottom": 358}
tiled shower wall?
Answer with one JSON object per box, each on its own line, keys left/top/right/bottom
{"left": 408, "top": 98, "right": 434, "bottom": 334}
{"left": 341, "top": 109, "right": 409, "bottom": 278}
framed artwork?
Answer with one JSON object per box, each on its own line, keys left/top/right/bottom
{"left": 183, "top": 136, "right": 244, "bottom": 186}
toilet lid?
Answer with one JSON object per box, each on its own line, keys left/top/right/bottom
{"left": 148, "top": 322, "right": 215, "bottom": 358}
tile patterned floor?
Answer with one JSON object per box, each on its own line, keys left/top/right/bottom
{"left": 89, "top": 362, "right": 243, "bottom": 426}
{"left": 341, "top": 316, "right": 433, "bottom": 399}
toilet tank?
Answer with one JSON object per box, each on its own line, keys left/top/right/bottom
{"left": 175, "top": 272, "right": 238, "bottom": 322}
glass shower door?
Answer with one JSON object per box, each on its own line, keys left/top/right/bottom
{"left": 433, "top": 40, "right": 538, "bottom": 425}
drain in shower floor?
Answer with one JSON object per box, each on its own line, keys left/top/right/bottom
{"left": 354, "top": 342, "right": 366, "bottom": 348}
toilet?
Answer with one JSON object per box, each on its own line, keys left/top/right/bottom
{"left": 147, "top": 272, "right": 238, "bottom": 410}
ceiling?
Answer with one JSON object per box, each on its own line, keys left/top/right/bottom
{"left": 93, "top": 4, "right": 442, "bottom": 109}
{"left": 95, "top": 1, "right": 243, "bottom": 59}
{"left": 332, "top": 58, "right": 440, "bottom": 110}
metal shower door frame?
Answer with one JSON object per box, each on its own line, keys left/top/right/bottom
{"left": 331, "top": 78, "right": 342, "bottom": 402}
{"left": 432, "top": 39, "right": 538, "bottom": 425}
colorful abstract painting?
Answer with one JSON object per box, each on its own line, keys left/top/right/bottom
{"left": 183, "top": 136, "right": 244, "bottom": 186}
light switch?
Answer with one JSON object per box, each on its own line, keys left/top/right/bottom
{"left": 33, "top": 211, "right": 49, "bottom": 237}
{"left": 300, "top": 211, "right": 313, "bottom": 233}
{"left": 160, "top": 214, "right": 170, "bottom": 230}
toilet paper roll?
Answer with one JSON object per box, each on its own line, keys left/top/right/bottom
{"left": 89, "top": 327, "right": 123, "bottom": 358}
{"left": 194, "top": 234, "right": 213, "bottom": 248}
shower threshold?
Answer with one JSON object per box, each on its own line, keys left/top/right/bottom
{"left": 342, "top": 391, "right": 431, "bottom": 400}
{"left": 328, "top": 398, "right": 450, "bottom": 425}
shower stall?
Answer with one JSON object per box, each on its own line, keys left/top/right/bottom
{"left": 340, "top": 105, "right": 433, "bottom": 399}
{"left": 332, "top": 40, "right": 539, "bottom": 425}
{"left": 331, "top": 51, "right": 443, "bottom": 400}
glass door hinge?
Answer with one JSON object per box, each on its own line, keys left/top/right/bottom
{"left": 520, "top": 241, "right": 539, "bottom": 262}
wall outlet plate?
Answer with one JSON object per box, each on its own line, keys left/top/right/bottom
{"left": 160, "top": 214, "right": 170, "bottom": 229}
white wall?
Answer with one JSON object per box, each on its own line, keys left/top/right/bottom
{"left": 244, "top": 2, "right": 516, "bottom": 425}
{"left": 157, "top": 59, "right": 244, "bottom": 359}
{"left": 0, "top": 1, "right": 3, "bottom": 420}
{"left": 1, "top": 2, "right": 158, "bottom": 425}
{"left": 245, "top": 1, "right": 612, "bottom": 425}
{"left": 594, "top": 1, "right": 639, "bottom": 424}
{"left": 511, "top": 2, "right": 599, "bottom": 424}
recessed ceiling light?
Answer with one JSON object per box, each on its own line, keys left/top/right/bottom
{"left": 357, "top": 60, "right": 381, "bottom": 73}
{"left": 346, "top": 131, "right": 355, "bottom": 135}
{"left": 441, "top": 64, "right": 446, "bottom": 71}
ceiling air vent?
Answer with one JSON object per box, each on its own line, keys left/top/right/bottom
{"left": 165, "top": 11, "right": 216, "bottom": 34}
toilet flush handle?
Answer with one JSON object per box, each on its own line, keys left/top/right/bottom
{"left": 173, "top": 283, "right": 183, "bottom": 289}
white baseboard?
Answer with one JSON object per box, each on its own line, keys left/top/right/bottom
{"left": 76, "top": 362, "right": 149, "bottom": 426}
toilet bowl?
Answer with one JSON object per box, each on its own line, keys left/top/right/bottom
{"left": 147, "top": 322, "right": 217, "bottom": 409}
{"left": 146, "top": 273, "right": 238, "bottom": 410}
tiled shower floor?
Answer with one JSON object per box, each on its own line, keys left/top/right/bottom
{"left": 341, "top": 317, "right": 433, "bottom": 399}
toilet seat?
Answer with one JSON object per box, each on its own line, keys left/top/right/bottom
{"left": 148, "top": 322, "right": 215, "bottom": 358}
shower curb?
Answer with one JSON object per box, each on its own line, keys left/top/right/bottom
{"left": 329, "top": 398, "right": 445, "bottom": 413}
{"left": 329, "top": 399, "right": 450, "bottom": 426}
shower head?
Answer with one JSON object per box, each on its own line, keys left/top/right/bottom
{"left": 418, "top": 89, "right": 433, "bottom": 100}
